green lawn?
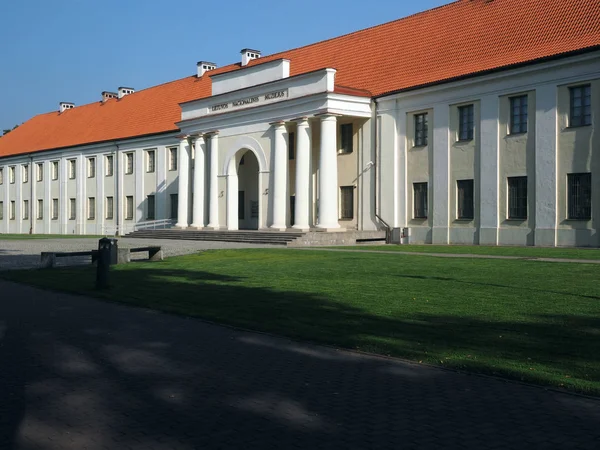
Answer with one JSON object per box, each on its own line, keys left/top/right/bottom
{"left": 2, "top": 248, "right": 599, "bottom": 395}
{"left": 344, "top": 244, "right": 600, "bottom": 260}
{"left": 0, "top": 234, "right": 105, "bottom": 240}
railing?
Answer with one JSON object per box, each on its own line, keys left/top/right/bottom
{"left": 101, "top": 219, "right": 175, "bottom": 237}
{"left": 375, "top": 213, "right": 392, "bottom": 244}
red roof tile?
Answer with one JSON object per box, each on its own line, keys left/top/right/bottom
{"left": 1, "top": 0, "right": 599, "bottom": 157}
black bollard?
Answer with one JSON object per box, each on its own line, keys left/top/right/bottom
{"left": 96, "top": 237, "right": 114, "bottom": 289}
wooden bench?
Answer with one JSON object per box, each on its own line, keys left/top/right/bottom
{"left": 117, "top": 246, "right": 163, "bottom": 264}
{"left": 40, "top": 250, "right": 99, "bottom": 268}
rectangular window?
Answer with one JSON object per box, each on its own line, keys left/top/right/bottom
{"left": 413, "top": 182, "right": 428, "bottom": 219}
{"left": 106, "top": 197, "right": 114, "bottom": 220}
{"left": 0, "top": 167, "right": 3, "bottom": 185}
{"left": 69, "top": 198, "right": 76, "bottom": 220}
{"left": 23, "top": 200, "right": 29, "bottom": 220}
{"left": 507, "top": 176, "right": 527, "bottom": 219}
{"left": 37, "top": 199, "right": 43, "bottom": 220}
{"left": 51, "top": 161, "right": 59, "bottom": 180}
{"left": 0, "top": 201, "right": 3, "bottom": 220}
{"left": 9, "top": 166, "right": 15, "bottom": 184}
{"left": 569, "top": 85, "right": 592, "bottom": 127}
{"left": 414, "top": 113, "right": 428, "bottom": 147}
{"left": 340, "top": 186, "right": 354, "bottom": 220}
{"left": 87, "top": 197, "right": 96, "bottom": 220}
{"left": 509, "top": 95, "right": 528, "bottom": 134}
{"left": 36, "top": 163, "right": 43, "bottom": 182}
{"left": 170, "top": 194, "right": 178, "bottom": 219}
{"left": 147, "top": 195, "right": 155, "bottom": 220}
{"left": 69, "top": 159, "right": 76, "bottom": 179}
{"left": 23, "top": 165, "right": 29, "bottom": 183}
{"left": 457, "top": 179, "right": 474, "bottom": 220}
{"left": 10, "top": 201, "right": 15, "bottom": 220}
{"left": 87, "top": 157, "right": 96, "bottom": 178}
{"left": 340, "top": 123, "right": 353, "bottom": 154}
{"left": 147, "top": 150, "right": 156, "bottom": 173}
{"left": 52, "top": 199, "right": 59, "bottom": 220}
{"left": 288, "top": 132, "right": 295, "bottom": 160}
{"left": 125, "top": 153, "right": 134, "bottom": 175}
{"left": 125, "top": 196, "right": 134, "bottom": 220}
{"left": 169, "top": 148, "right": 178, "bottom": 171}
{"left": 567, "top": 173, "right": 592, "bottom": 220}
{"left": 238, "top": 191, "right": 245, "bottom": 220}
{"left": 106, "top": 155, "right": 114, "bottom": 177}
{"left": 458, "top": 104, "right": 474, "bottom": 141}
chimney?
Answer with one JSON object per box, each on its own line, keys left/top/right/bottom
{"left": 102, "top": 91, "right": 118, "bottom": 102}
{"left": 197, "top": 61, "right": 217, "bottom": 77}
{"left": 241, "top": 49, "right": 261, "bottom": 67}
{"left": 118, "top": 87, "right": 135, "bottom": 99}
{"left": 59, "top": 102, "right": 75, "bottom": 113}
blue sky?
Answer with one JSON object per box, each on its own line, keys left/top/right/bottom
{"left": 0, "top": 0, "right": 450, "bottom": 131}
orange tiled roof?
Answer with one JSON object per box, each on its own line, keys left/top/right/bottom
{"left": 1, "top": 0, "right": 599, "bottom": 157}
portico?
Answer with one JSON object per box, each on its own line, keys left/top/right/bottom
{"left": 174, "top": 61, "right": 373, "bottom": 232}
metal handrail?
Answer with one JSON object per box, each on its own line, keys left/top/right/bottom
{"left": 375, "top": 213, "right": 392, "bottom": 244}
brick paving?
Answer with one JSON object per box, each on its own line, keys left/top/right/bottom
{"left": 0, "top": 280, "right": 599, "bottom": 450}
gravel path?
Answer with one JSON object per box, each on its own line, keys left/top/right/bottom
{"left": 0, "top": 238, "right": 278, "bottom": 271}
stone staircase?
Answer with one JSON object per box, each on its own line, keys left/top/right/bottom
{"left": 124, "top": 229, "right": 305, "bottom": 245}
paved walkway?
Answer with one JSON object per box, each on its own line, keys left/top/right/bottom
{"left": 0, "top": 281, "right": 599, "bottom": 449}
{"left": 0, "top": 238, "right": 278, "bottom": 271}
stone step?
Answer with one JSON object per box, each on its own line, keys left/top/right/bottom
{"left": 125, "top": 229, "right": 304, "bottom": 245}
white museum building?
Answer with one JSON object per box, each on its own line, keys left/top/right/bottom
{"left": 0, "top": 0, "right": 599, "bottom": 246}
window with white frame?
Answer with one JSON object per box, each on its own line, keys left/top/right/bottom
{"left": 507, "top": 177, "right": 527, "bottom": 219}
{"left": 458, "top": 104, "right": 474, "bottom": 141}
{"left": 88, "top": 157, "right": 96, "bottom": 178}
{"left": 36, "top": 163, "right": 43, "bottom": 182}
{"left": 106, "top": 155, "right": 114, "bottom": 176}
{"left": 569, "top": 84, "right": 592, "bottom": 127}
{"left": 23, "top": 200, "right": 29, "bottom": 220}
{"left": 125, "top": 196, "right": 134, "bottom": 220}
{"left": 509, "top": 95, "right": 528, "bottom": 134}
{"left": 10, "top": 201, "right": 15, "bottom": 219}
{"left": 22, "top": 164, "right": 29, "bottom": 183}
{"left": 69, "top": 198, "right": 76, "bottom": 220}
{"left": 169, "top": 148, "right": 178, "bottom": 171}
{"left": 125, "top": 153, "right": 134, "bottom": 175}
{"left": 9, "top": 166, "right": 15, "bottom": 184}
{"left": 106, "top": 197, "right": 114, "bottom": 220}
{"left": 69, "top": 160, "right": 76, "bottom": 179}
{"left": 0, "top": 167, "right": 3, "bottom": 185}
{"left": 51, "top": 161, "right": 59, "bottom": 180}
{"left": 88, "top": 197, "right": 96, "bottom": 220}
{"left": 52, "top": 199, "right": 59, "bottom": 220}
{"left": 457, "top": 179, "right": 474, "bottom": 220}
{"left": 0, "top": 201, "right": 3, "bottom": 220}
{"left": 146, "top": 150, "right": 156, "bottom": 173}
{"left": 37, "top": 199, "right": 43, "bottom": 220}
{"left": 567, "top": 173, "right": 592, "bottom": 220}
{"left": 414, "top": 113, "right": 428, "bottom": 147}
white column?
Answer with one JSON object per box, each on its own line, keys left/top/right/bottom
{"left": 78, "top": 154, "right": 85, "bottom": 234}
{"left": 271, "top": 122, "right": 287, "bottom": 229}
{"left": 293, "top": 118, "right": 311, "bottom": 230}
{"left": 191, "top": 134, "right": 206, "bottom": 228}
{"left": 135, "top": 149, "right": 144, "bottom": 224}
{"left": 97, "top": 155, "right": 104, "bottom": 235}
{"left": 535, "top": 84, "right": 557, "bottom": 246}
{"left": 207, "top": 132, "right": 220, "bottom": 229}
{"left": 175, "top": 137, "right": 190, "bottom": 228}
{"left": 316, "top": 114, "right": 340, "bottom": 229}
{"left": 479, "top": 95, "right": 500, "bottom": 245}
{"left": 432, "top": 104, "right": 450, "bottom": 244}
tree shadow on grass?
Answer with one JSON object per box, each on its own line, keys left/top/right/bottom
{"left": 1, "top": 266, "right": 600, "bottom": 449}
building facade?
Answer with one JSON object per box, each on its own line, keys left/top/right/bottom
{"left": 0, "top": 0, "right": 599, "bottom": 246}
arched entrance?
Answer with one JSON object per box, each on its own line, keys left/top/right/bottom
{"left": 233, "top": 150, "right": 259, "bottom": 229}
{"left": 223, "top": 136, "right": 268, "bottom": 231}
